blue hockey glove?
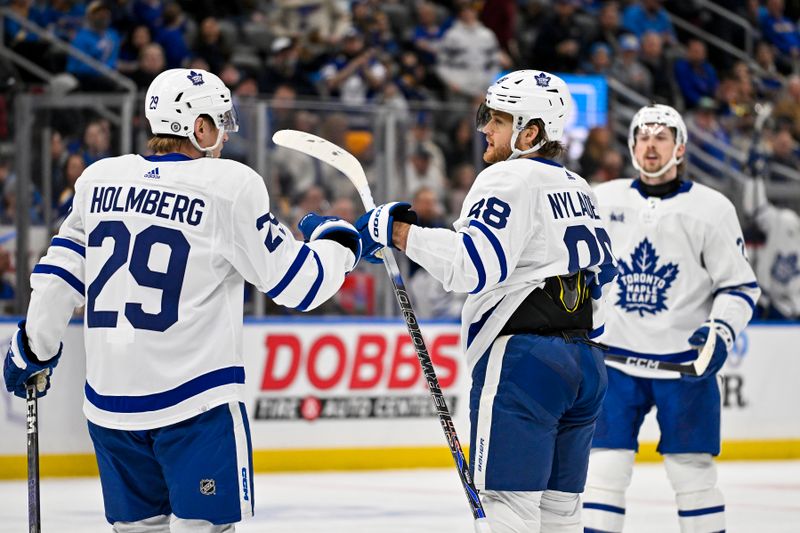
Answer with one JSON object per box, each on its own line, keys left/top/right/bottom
{"left": 298, "top": 213, "right": 362, "bottom": 271}
{"left": 3, "top": 321, "right": 62, "bottom": 398}
{"left": 354, "top": 202, "right": 417, "bottom": 264}
{"left": 685, "top": 320, "right": 733, "bottom": 380}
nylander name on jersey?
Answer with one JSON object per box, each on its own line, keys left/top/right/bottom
{"left": 547, "top": 189, "right": 601, "bottom": 221}
{"left": 89, "top": 185, "right": 205, "bottom": 227}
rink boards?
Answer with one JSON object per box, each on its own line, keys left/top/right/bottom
{"left": 1, "top": 318, "right": 798, "bottom": 479}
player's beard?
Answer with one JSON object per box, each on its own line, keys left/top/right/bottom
{"left": 640, "top": 152, "right": 665, "bottom": 173}
{"left": 484, "top": 141, "right": 512, "bottom": 164}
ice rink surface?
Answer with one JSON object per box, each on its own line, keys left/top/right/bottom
{"left": 1, "top": 461, "right": 798, "bottom": 532}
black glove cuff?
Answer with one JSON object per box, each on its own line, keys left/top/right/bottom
{"left": 322, "top": 230, "right": 360, "bottom": 257}
{"left": 393, "top": 207, "right": 418, "bottom": 225}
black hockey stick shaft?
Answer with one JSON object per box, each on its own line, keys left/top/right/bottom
{"left": 269, "top": 130, "right": 489, "bottom": 530}
{"left": 380, "top": 249, "right": 487, "bottom": 523}
{"left": 26, "top": 379, "right": 41, "bottom": 533}
{"left": 604, "top": 354, "right": 700, "bottom": 375}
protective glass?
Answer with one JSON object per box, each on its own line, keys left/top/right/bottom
{"left": 220, "top": 106, "right": 239, "bottom": 133}
{"left": 475, "top": 103, "right": 492, "bottom": 131}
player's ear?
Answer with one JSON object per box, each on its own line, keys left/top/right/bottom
{"left": 194, "top": 116, "right": 206, "bottom": 138}
{"left": 520, "top": 123, "right": 539, "bottom": 150}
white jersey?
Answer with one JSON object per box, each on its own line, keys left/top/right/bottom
{"left": 593, "top": 178, "right": 761, "bottom": 378}
{"left": 754, "top": 204, "right": 800, "bottom": 318}
{"left": 405, "top": 157, "right": 617, "bottom": 370}
{"left": 26, "top": 153, "right": 354, "bottom": 430}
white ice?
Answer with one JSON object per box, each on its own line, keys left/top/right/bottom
{"left": 1, "top": 461, "right": 798, "bottom": 532}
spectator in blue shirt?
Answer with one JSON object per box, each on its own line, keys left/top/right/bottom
{"left": 66, "top": 1, "right": 121, "bottom": 91}
{"left": 154, "top": 2, "right": 190, "bottom": 69}
{"left": 674, "top": 38, "right": 719, "bottom": 109}
{"left": 622, "top": 0, "right": 676, "bottom": 45}
{"left": 760, "top": 0, "right": 800, "bottom": 69}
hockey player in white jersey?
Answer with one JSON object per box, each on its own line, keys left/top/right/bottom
{"left": 356, "top": 70, "right": 618, "bottom": 532}
{"left": 742, "top": 176, "right": 800, "bottom": 319}
{"left": 3, "top": 68, "right": 362, "bottom": 532}
{"left": 582, "top": 104, "right": 761, "bottom": 533}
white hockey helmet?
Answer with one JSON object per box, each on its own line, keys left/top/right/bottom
{"left": 145, "top": 68, "right": 238, "bottom": 156}
{"left": 628, "top": 103, "right": 687, "bottom": 179}
{"left": 476, "top": 70, "right": 572, "bottom": 160}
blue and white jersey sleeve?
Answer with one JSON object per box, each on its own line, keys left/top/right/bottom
{"left": 405, "top": 167, "right": 532, "bottom": 295}
{"left": 26, "top": 180, "right": 88, "bottom": 359}
{"left": 227, "top": 172, "right": 354, "bottom": 311}
{"left": 705, "top": 201, "right": 761, "bottom": 339}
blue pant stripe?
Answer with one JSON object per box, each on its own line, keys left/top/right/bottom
{"left": 583, "top": 502, "right": 626, "bottom": 515}
{"left": 678, "top": 504, "right": 725, "bottom": 517}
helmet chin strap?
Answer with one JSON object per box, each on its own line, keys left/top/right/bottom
{"left": 506, "top": 129, "right": 544, "bottom": 161}
{"left": 188, "top": 128, "right": 225, "bottom": 158}
{"left": 632, "top": 144, "right": 684, "bottom": 179}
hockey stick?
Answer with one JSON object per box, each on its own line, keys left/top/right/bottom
{"left": 272, "top": 129, "right": 491, "bottom": 533}
{"left": 26, "top": 373, "right": 46, "bottom": 533}
{"left": 604, "top": 319, "right": 717, "bottom": 376}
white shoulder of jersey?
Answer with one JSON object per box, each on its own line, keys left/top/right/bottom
{"left": 592, "top": 177, "right": 634, "bottom": 200}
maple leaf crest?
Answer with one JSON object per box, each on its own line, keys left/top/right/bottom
{"left": 771, "top": 252, "right": 800, "bottom": 285}
{"left": 615, "top": 238, "right": 679, "bottom": 316}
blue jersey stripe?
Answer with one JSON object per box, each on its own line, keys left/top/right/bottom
{"left": 606, "top": 345, "right": 696, "bottom": 363}
{"left": 296, "top": 250, "right": 324, "bottom": 311}
{"left": 466, "top": 299, "right": 502, "bottom": 349}
{"left": 267, "top": 245, "right": 310, "bottom": 299}
{"left": 583, "top": 502, "right": 626, "bottom": 515}
{"left": 461, "top": 232, "right": 486, "bottom": 294}
{"left": 142, "top": 153, "right": 193, "bottom": 162}
{"left": 468, "top": 219, "right": 508, "bottom": 282}
{"left": 85, "top": 366, "right": 245, "bottom": 413}
{"left": 713, "top": 281, "right": 759, "bottom": 296}
{"left": 51, "top": 237, "right": 86, "bottom": 258}
{"left": 677, "top": 505, "right": 725, "bottom": 517}
{"left": 726, "top": 290, "right": 756, "bottom": 313}
{"left": 589, "top": 325, "right": 604, "bottom": 339}
{"left": 32, "top": 264, "right": 85, "bottom": 295}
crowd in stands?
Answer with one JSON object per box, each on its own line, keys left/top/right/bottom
{"left": 1, "top": 0, "right": 800, "bottom": 318}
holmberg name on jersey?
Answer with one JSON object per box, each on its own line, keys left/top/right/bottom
{"left": 89, "top": 185, "right": 206, "bottom": 227}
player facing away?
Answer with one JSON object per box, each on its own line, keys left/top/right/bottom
{"left": 582, "top": 104, "right": 761, "bottom": 533}
{"left": 356, "top": 70, "right": 618, "bottom": 532}
{"left": 3, "top": 68, "right": 361, "bottom": 532}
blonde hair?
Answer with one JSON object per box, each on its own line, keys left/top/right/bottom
{"left": 147, "top": 135, "right": 192, "bottom": 154}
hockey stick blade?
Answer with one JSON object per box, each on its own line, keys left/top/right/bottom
{"left": 272, "top": 130, "right": 375, "bottom": 209}
{"left": 691, "top": 319, "right": 717, "bottom": 376}
{"left": 605, "top": 319, "right": 718, "bottom": 376}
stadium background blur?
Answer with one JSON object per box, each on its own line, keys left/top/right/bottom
{"left": 1, "top": 0, "right": 799, "bottom": 320}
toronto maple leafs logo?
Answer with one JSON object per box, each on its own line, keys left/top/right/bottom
{"left": 616, "top": 238, "right": 679, "bottom": 316}
{"left": 187, "top": 70, "right": 204, "bottom": 86}
{"left": 770, "top": 252, "right": 800, "bottom": 285}
{"left": 534, "top": 72, "right": 551, "bottom": 87}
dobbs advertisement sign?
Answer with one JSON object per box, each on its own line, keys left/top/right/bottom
{"left": 241, "top": 319, "right": 472, "bottom": 449}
